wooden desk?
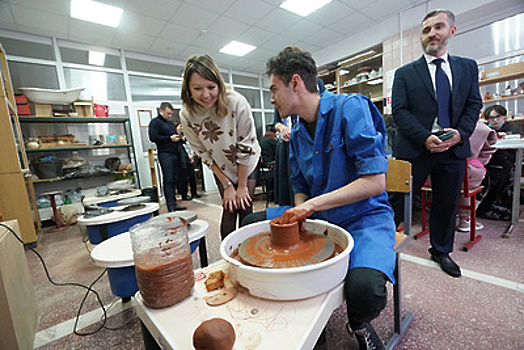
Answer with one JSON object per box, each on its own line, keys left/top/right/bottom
{"left": 135, "top": 260, "right": 344, "bottom": 350}
{"left": 494, "top": 139, "right": 524, "bottom": 237}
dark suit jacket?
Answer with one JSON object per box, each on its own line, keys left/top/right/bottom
{"left": 392, "top": 55, "right": 483, "bottom": 159}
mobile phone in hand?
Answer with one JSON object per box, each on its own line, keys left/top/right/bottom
{"left": 438, "top": 130, "right": 455, "bottom": 140}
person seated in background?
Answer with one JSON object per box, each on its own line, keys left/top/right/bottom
{"left": 456, "top": 120, "right": 497, "bottom": 231}
{"left": 245, "top": 46, "right": 396, "bottom": 350}
{"left": 477, "top": 105, "right": 522, "bottom": 220}
{"left": 261, "top": 124, "right": 277, "bottom": 140}
{"left": 259, "top": 126, "right": 278, "bottom": 163}
{"left": 258, "top": 127, "right": 278, "bottom": 201}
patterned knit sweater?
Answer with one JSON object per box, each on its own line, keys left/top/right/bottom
{"left": 180, "top": 89, "right": 261, "bottom": 184}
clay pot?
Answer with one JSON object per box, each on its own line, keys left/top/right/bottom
{"left": 269, "top": 218, "right": 300, "bottom": 249}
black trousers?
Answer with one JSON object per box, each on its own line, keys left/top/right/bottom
{"left": 391, "top": 150, "right": 465, "bottom": 254}
{"left": 177, "top": 163, "right": 198, "bottom": 198}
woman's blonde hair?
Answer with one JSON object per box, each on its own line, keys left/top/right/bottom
{"left": 181, "top": 54, "right": 228, "bottom": 117}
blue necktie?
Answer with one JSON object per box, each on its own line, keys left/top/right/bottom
{"left": 433, "top": 58, "right": 451, "bottom": 128}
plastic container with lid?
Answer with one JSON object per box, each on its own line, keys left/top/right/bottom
{"left": 129, "top": 214, "right": 194, "bottom": 309}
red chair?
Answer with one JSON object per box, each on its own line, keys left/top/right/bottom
{"left": 416, "top": 159, "right": 483, "bottom": 251}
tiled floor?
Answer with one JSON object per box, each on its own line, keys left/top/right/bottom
{"left": 25, "top": 188, "right": 524, "bottom": 349}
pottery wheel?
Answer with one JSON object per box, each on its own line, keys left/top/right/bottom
{"left": 238, "top": 232, "right": 335, "bottom": 268}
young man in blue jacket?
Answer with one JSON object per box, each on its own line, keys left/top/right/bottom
{"left": 264, "top": 47, "right": 396, "bottom": 350}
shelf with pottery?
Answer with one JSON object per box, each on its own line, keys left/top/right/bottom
{"left": 318, "top": 68, "right": 337, "bottom": 92}
{"left": 318, "top": 44, "right": 384, "bottom": 112}
{"left": 17, "top": 104, "right": 139, "bottom": 225}
{"left": 483, "top": 93, "right": 524, "bottom": 104}
{"left": 19, "top": 116, "right": 130, "bottom": 123}
{"left": 26, "top": 144, "right": 133, "bottom": 152}
{"left": 479, "top": 61, "right": 524, "bottom": 86}
{"left": 32, "top": 169, "right": 136, "bottom": 184}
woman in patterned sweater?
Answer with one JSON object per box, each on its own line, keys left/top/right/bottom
{"left": 180, "top": 54, "right": 261, "bottom": 239}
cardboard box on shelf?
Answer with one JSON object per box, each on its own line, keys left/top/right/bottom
{"left": 33, "top": 103, "right": 53, "bottom": 117}
{"left": 74, "top": 99, "right": 94, "bottom": 117}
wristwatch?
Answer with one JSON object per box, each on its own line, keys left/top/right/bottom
{"left": 223, "top": 181, "right": 233, "bottom": 190}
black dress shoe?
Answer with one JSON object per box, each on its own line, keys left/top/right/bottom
{"left": 173, "top": 204, "right": 187, "bottom": 211}
{"left": 182, "top": 195, "right": 193, "bottom": 201}
{"left": 429, "top": 248, "right": 461, "bottom": 277}
{"left": 193, "top": 193, "right": 203, "bottom": 198}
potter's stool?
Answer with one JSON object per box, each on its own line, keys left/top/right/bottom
{"left": 90, "top": 219, "right": 209, "bottom": 300}
{"left": 42, "top": 190, "right": 65, "bottom": 229}
{"left": 78, "top": 202, "right": 159, "bottom": 244}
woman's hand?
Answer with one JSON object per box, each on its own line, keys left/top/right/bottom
{"left": 223, "top": 186, "right": 237, "bottom": 212}
{"left": 236, "top": 185, "right": 252, "bottom": 211}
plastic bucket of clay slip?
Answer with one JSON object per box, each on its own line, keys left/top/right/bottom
{"left": 130, "top": 214, "right": 194, "bottom": 309}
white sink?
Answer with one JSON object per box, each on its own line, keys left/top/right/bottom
{"left": 19, "top": 87, "right": 85, "bottom": 104}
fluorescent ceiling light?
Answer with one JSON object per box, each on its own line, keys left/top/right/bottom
{"left": 71, "top": 0, "right": 123, "bottom": 27}
{"left": 219, "top": 41, "right": 256, "bottom": 57}
{"left": 280, "top": 0, "right": 332, "bottom": 17}
{"left": 89, "top": 51, "right": 106, "bottom": 66}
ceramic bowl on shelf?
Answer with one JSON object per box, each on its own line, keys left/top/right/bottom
{"left": 18, "top": 87, "right": 85, "bottom": 104}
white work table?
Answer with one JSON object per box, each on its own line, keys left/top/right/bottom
{"left": 135, "top": 260, "right": 344, "bottom": 350}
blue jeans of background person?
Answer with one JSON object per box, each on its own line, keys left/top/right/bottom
{"left": 158, "top": 152, "right": 179, "bottom": 211}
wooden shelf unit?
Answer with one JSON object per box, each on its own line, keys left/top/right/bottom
{"left": 0, "top": 44, "right": 40, "bottom": 243}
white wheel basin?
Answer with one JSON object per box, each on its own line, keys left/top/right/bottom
{"left": 220, "top": 219, "right": 353, "bottom": 300}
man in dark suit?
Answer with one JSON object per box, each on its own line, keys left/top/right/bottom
{"left": 392, "top": 9, "right": 482, "bottom": 277}
{"left": 148, "top": 102, "right": 187, "bottom": 212}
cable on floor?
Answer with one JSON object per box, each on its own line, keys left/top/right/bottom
{"left": 0, "top": 222, "right": 113, "bottom": 336}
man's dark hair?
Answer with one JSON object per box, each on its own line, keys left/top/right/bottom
{"left": 159, "top": 102, "right": 174, "bottom": 111}
{"left": 423, "top": 9, "right": 455, "bottom": 25}
{"left": 266, "top": 47, "right": 318, "bottom": 93}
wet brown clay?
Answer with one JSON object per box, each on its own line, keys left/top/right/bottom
{"left": 269, "top": 218, "right": 300, "bottom": 248}
{"left": 193, "top": 318, "right": 235, "bottom": 350}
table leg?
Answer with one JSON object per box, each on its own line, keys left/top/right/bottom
{"left": 505, "top": 147, "right": 523, "bottom": 238}
{"left": 48, "top": 194, "right": 61, "bottom": 229}
{"left": 199, "top": 237, "right": 208, "bottom": 267}
{"left": 141, "top": 321, "right": 161, "bottom": 350}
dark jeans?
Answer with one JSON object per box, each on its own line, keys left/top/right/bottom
{"left": 216, "top": 171, "right": 257, "bottom": 240}
{"left": 158, "top": 152, "right": 179, "bottom": 211}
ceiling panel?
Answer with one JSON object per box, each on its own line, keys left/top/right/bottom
{"left": 158, "top": 22, "right": 200, "bottom": 44}
{"left": 0, "top": 3, "right": 15, "bottom": 25}
{"left": 118, "top": 12, "right": 165, "bottom": 37}
{"left": 206, "top": 15, "right": 250, "bottom": 39}
{"left": 148, "top": 37, "right": 188, "bottom": 58}
{"left": 10, "top": 4, "right": 69, "bottom": 36}
{"left": 254, "top": 7, "right": 300, "bottom": 34}
{"left": 112, "top": 31, "right": 156, "bottom": 52}
{"left": 123, "top": 0, "right": 182, "bottom": 21}
{"left": 225, "top": 0, "right": 274, "bottom": 25}
{"left": 307, "top": 1, "right": 357, "bottom": 27}
{"left": 169, "top": 2, "right": 220, "bottom": 31}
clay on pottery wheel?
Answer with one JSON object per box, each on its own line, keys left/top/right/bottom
{"left": 237, "top": 216, "right": 335, "bottom": 268}
{"left": 193, "top": 318, "right": 235, "bottom": 350}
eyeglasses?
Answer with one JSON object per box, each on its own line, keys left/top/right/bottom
{"left": 486, "top": 114, "right": 504, "bottom": 120}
